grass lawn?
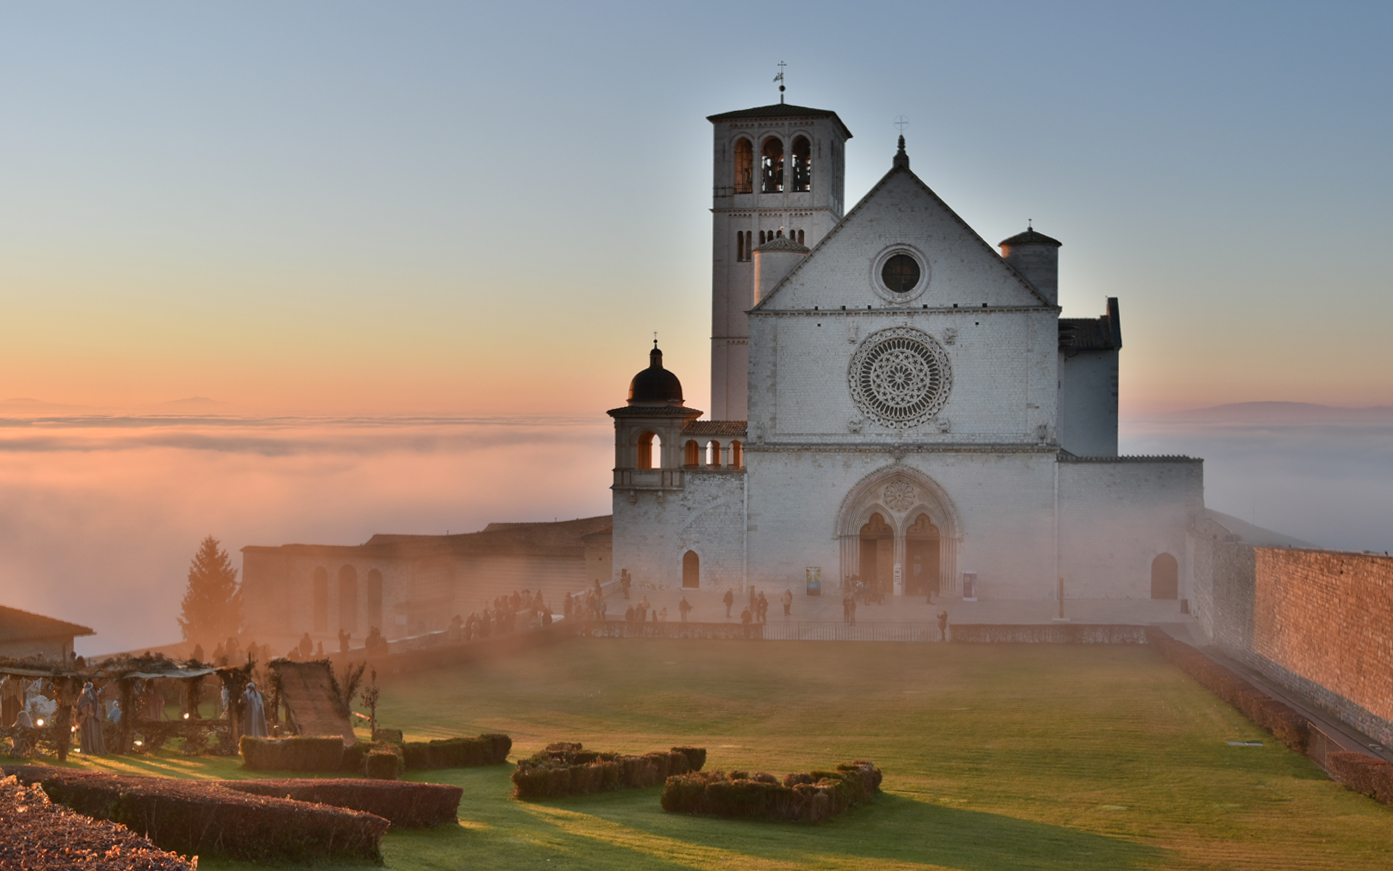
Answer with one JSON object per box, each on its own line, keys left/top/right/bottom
{"left": 61, "top": 638, "right": 1393, "bottom": 869}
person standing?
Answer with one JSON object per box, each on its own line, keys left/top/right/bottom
{"left": 848, "top": 595, "right": 857, "bottom": 626}
{"left": 299, "top": 632, "right": 313, "bottom": 658}
{"left": 723, "top": 588, "right": 734, "bottom": 618}
{"left": 76, "top": 682, "right": 106, "bottom": 755}
{"left": 781, "top": 588, "right": 793, "bottom": 618}
{"left": 242, "top": 681, "right": 269, "bottom": 738}
{"left": 679, "top": 596, "right": 692, "bottom": 622}
{"left": 756, "top": 592, "right": 769, "bottom": 624}
{"left": 937, "top": 609, "right": 949, "bottom": 642}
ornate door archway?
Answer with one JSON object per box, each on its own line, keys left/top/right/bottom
{"left": 835, "top": 468, "right": 961, "bottom": 598}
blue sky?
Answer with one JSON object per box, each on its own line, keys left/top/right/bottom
{"left": 2, "top": 1, "right": 1391, "bottom": 414}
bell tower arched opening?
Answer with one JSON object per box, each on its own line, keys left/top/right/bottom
{"left": 637, "top": 431, "right": 662, "bottom": 470}
{"left": 733, "top": 138, "right": 753, "bottom": 194}
{"left": 791, "top": 135, "right": 811, "bottom": 191}
{"left": 761, "top": 137, "right": 784, "bottom": 192}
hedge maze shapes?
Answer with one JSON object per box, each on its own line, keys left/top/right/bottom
{"left": 512, "top": 744, "right": 706, "bottom": 800}
{"left": 661, "top": 761, "right": 882, "bottom": 822}
{"left": 221, "top": 778, "right": 461, "bottom": 828}
{"left": 2, "top": 765, "right": 388, "bottom": 864}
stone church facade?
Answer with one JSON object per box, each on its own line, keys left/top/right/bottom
{"left": 241, "top": 96, "right": 1206, "bottom": 644}
{"left": 609, "top": 100, "right": 1203, "bottom": 617}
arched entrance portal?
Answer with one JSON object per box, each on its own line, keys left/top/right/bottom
{"left": 682, "top": 550, "right": 700, "bottom": 588}
{"left": 905, "top": 514, "right": 941, "bottom": 596}
{"left": 1151, "top": 553, "right": 1178, "bottom": 599}
{"left": 836, "top": 468, "right": 960, "bottom": 598}
{"left": 859, "top": 513, "right": 894, "bottom": 591}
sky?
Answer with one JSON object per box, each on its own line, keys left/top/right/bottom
{"left": 2, "top": 1, "right": 1390, "bottom": 415}
{"left": 1, "top": 2, "right": 1391, "bottom": 652}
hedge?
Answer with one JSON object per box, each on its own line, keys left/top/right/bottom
{"left": 512, "top": 744, "right": 705, "bottom": 800}
{"left": 240, "top": 735, "right": 346, "bottom": 772}
{"left": 1326, "top": 752, "right": 1393, "bottom": 804}
{"left": 367, "top": 750, "right": 405, "bottom": 781}
{"left": 2, "top": 765, "right": 388, "bottom": 864}
{"left": 221, "top": 778, "right": 461, "bottom": 828}
{"left": 402, "top": 733, "right": 512, "bottom": 769}
{"left": 1147, "top": 630, "right": 1310, "bottom": 754}
{"left": 342, "top": 739, "right": 402, "bottom": 774}
{"left": 0, "top": 774, "right": 195, "bottom": 871}
{"left": 661, "top": 761, "right": 882, "bottom": 822}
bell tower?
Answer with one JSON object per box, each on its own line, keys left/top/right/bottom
{"left": 706, "top": 100, "right": 851, "bottom": 420}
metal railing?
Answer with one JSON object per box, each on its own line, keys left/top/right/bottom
{"left": 758, "top": 621, "right": 945, "bottom": 643}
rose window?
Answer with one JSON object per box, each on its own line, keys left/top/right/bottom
{"left": 848, "top": 328, "right": 951, "bottom": 427}
{"left": 884, "top": 480, "right": 917, "bottom": 511}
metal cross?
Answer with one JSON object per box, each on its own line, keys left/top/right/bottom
{"left": 894, "top": 115, "right": 909, "bottom": 135}
{"left": 653, "top": 331, "right": 658, "bottom": 349}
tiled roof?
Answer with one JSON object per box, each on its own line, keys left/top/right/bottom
{"left": 365, "top": 515, "right": 614, "bottom": 557}
{"left": 1059, "top": 298, "right": 1122, "bottom": 352}
{"left": 707, "top": 103, "right": 852, "bottom": 139}
{"left": 0, "top": 605, "right": 95, "bottom": 643}
{"left": 682, "top": 420, "right": 749, "bottom": 437}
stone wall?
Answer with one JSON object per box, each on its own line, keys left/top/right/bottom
{"left": 1206, "top": 544, "right": 1393, "bottom": 746}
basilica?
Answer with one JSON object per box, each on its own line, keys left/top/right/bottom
{"left": 609, "top": 99, "right": 1202, "bottom": 616}
{"left": 242, "top": 97, "right": 1206, "bottom": 643}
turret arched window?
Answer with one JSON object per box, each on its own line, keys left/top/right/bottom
{"left": 638, "top": 431, "right": 662, "bottom": 470}
{"left": 707, "top": 440, "right": 722, "bottom": 468}
{"left": 791, "top": 136, "right": 811, "bottom": 191}
{"left": 733, "top": 138, "right": 753, "bottom": 194}
{"left": 761, "top": 137, "right": 784, "bottom": 193}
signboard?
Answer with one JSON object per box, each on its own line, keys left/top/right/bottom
{"left": 893, "top": 563, "right": 903, "bottom": 597}
{"left": 805, "top": 567, "right": 822, "bottom": 596}
{"left": 962, "top": 571, "right": 978, "bottom": 602}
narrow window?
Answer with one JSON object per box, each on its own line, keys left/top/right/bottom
{"left": 730, "top": 440, "right": 743, "bottom": 469}
{"left": 761, "top": 137, "right": 784, "bottom": 193}
{"left": 746, "top": 231, "right": 753, "bottom": 258}
{"left": 312, "top": 567, "right": 328, "bottom": 632}
{"left": 737, "top": 232, "right": 744, "bottom": 262}
{"left": 797, "top": 229, "right": 805, "bottom": 245}
{"left": 791, "top": 136, "right": 811, "bottom": 191}
{"left": 638, "top": 431, "right": 661, "bottom": 470}
{"left": 682, "top": 551, "right": 700, "bottom": 588}
{"left": 733, "top": 138, "right": 753, "bottom": 194}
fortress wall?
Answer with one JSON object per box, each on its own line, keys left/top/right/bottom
{"left": 1209, "top": 545, "right": 1393, "bottom": 746}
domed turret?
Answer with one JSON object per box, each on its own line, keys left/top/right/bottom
{"left": 627, "top": 343, "right": 684, "bottom": 405}
{"left": 1000, "top": 224, "right": 1061, "bottom": 305}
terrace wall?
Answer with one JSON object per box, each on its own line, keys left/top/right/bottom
{"left": 1202, "top": 542, "right": 1393, "bottom": 746}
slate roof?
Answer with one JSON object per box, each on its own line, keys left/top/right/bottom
{"left": 707, "top": 103, "right": 853, "bottom": 139}
{"left": 682, "top": 420, "right": 749, "bottom": 437}
{"left": 1059, "top": 298, "right": 1122, "bottom": 352}
{"left": 0, "top": 605, "right": 95, "bottom": 643}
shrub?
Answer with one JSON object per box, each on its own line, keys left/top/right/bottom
{"left": 4, "top": 765, "right": 387, "bottom": 863}
{"left": 0, "top": 774, "right": 195, "bottom": 871}
{"left": 222, "top": 778, "right": 462, "bottom": 828}
{"left": 512, "top": 744, "right": 705, "bottom": 800}
{"left": 401, "top": 733, "right": 512, "bottom": 769}
{"left": 1326, "top": 752, "right": 1393, "bottom": 804}
{"left": 240, "top": 735, "right": 345, "bottom": 772}
{"left": 373, "top": 728, "right": 404, "bottom": 745}
{"left": 662, "top": 760, "right": 881, "bottom": 822}
{"left": 341, "top": 739, "right": 402, "bottom": 774}
{"left": 366, "top": 750, "right": 404, "bottom": 781}
{"left": 673, "top": 746, "right": 706, "bottom": 772}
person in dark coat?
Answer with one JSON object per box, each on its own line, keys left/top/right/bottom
{"left": 723, "top": 589, "right": 735, "bottom": 618}
{"left": 678, "top": 597, "right": 692, "bottom": 622}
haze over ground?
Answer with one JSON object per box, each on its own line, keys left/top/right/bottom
{"left": 0, "top": 3, "right": 1389, "bottom": 652}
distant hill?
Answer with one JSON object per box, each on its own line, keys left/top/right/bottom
{"left": 1170, "top": 402, "right": 1393, "bottom": 426}
{"left": 0, "top": 397, "right": 98, "bottom": 413}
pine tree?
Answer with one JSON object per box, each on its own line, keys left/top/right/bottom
{"left": 178, "top": 536, "right": 242, "bottom": 646}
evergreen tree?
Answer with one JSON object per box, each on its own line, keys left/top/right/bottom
{"left": 178, "top": 536, "right": 242, "bottom": 645}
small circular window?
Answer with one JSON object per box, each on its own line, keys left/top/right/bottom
{"left": 881, "top": 254, "right": 920, "bottom": 294}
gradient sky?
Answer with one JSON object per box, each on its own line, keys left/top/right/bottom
{"left": 3, "top": 1, "right": 1392, "bottom": 417}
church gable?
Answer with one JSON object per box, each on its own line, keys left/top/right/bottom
{"left": 755, "top": 164, "right": 1051, "bottom": 311}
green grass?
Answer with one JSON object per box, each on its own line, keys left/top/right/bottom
{"left": 55, "top": 639, "right": 1393, "bottom": 869}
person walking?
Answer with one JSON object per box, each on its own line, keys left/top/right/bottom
{"left": 756, "top": 592, "right": 768, "bottom": 624}
{"left": 723, "top": 588, "right": 734, "bottom": 618}
{"left": 781, "top": 588, "right": 793, "bottom": 618}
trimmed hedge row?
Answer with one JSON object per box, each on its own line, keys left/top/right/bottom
{"left": 0, "top": 774, "right": 195, "bottom": 871}
{"left": 1147, "top": 630, "right": 1310, "bottom": 754}
{"left": 1326, "top": 752, "right": 1393, "bottom": 804}
{"left": 221, "top": 778, "right": 461, "bottom": 828}
{"left": 512, "top": 744, "right": 705, "bottom": 800}
{"left": 661, "top": 761, "right": 882, "bottom": 822}
{"left": 2, "top": 765, "right": 387, "bottom": 864}
{"left": 402, "top": 733, "right": 512, "bottom": 770}
{"left": 367, "top": 750, "right": 405, "bottom": 780}
{"left": 240, "top": 735, "right": 345, "bottom": 772}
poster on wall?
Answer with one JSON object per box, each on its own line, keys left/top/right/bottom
{"left": 962, "top": 572, "right": 978, "bottom": 602}
{"left": 805, "top": 567, "right": 821, "bottom": 596}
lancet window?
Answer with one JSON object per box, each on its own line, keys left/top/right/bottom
{"left": 761, "top": 137, "right": 784, "bottom": 193}
{"left": 791, "top": 136, "right": 811, "bottom": 191}
{"left": 734, "top": 138, "right": 754, "bottom": 194}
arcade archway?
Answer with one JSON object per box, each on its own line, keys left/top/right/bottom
{"left": 835, "top": 468, "right": 960, "bottom": 598}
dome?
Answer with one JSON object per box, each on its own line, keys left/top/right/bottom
{"left": 999, "top": 227, "right": 1061, "bottom": 248}
{"left": 628, "top": 344, "right": 684, "bottom": 404}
